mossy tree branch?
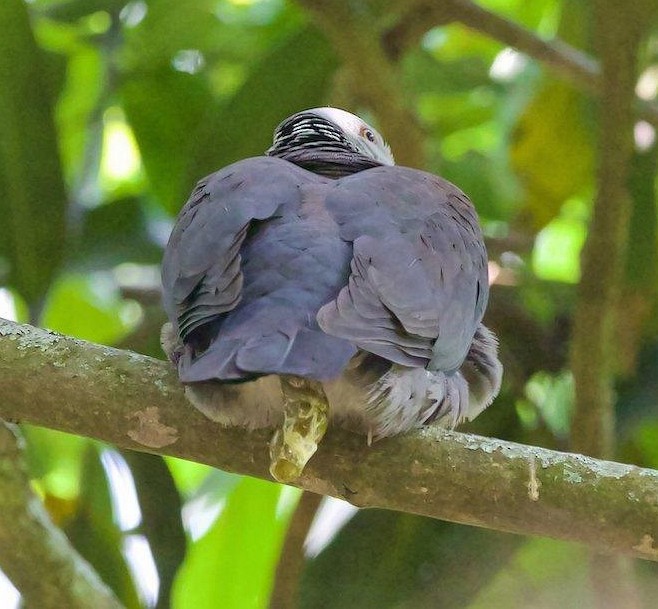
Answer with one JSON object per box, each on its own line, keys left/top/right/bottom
{"left": 2, "top": 318, "right": 658, "bottom": 565}
{"left": 569, "top": 3, "right": 649, "bottom": 607}
{"left": 381, "top": 0, "right": 658, "bottom": 128}
{"left": 0, "top": 422, "right": 124, "bottom": 609}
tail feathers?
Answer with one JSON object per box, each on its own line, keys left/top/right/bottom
{"left": 161, "top": 318, "right": 502, "bottom": 438}
{"left": 426, "top": 371, "right": 469, "bottom": 427}
{"left": 432, "top": 323, "right": 502, "bottom": 425}
{"left": 364, "top": 324, "right": 502, "bottom": 438}
{"left": 365, "top": 367, "right": 468, "bottom": 439}
{"left": 459, "top": 324, "right": 503, "bottom": 420}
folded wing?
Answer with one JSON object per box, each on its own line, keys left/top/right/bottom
{"left": 161, "top": 156, "right": 356, "bottom": 382}
{"left": 317, "top": 166, "right": 489, "bottom": 374}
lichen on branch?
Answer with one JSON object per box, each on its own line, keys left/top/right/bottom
{"left": 1, "top": 318, "right": 658, "bottom": 563}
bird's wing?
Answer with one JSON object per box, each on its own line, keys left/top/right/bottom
{"left": 317, "top": 166, "right": 489, "bottom": 372}
{"left": 162, "top": 156, "right": 313, "bottom": 341}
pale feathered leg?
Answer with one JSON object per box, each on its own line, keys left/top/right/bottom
{"left": 269, "top": 376, "right": 329, "bottom": 483}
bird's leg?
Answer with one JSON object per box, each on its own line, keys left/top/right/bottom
{"left": 269, "top": 375, "right": 329, "bottom": 483}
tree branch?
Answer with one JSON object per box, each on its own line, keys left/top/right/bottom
{"left": 0, "top": 422, "right": 124, "bottom": 609}
{"left": 382, "top": 0, "right": 658, "bottom": 129}
{"left": 2, "top": 319, "right": 658, "bottom": 563}
{"left": 571, "top": 0, "right": 642, "bottom": 470}
{"left": 384, "top": 0, "right": 599, "bottom": 88}
{"left": 269, "top": 491, "right": 322, "bottom": 609}
{"left": 570, "top": 3, "right": 647, "bottom": 606}
{"left": 297, "top": 0, "right": 426, "bottom": 168}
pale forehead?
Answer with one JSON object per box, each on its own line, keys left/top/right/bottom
{"left": 308, "top": 107, "right": 380, "bottom": 136}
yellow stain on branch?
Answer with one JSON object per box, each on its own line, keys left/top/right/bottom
{"left": 633, "top": 534, "right": 658, "bottom": 558}
{"left": 126, "top": 406, "right": 178, "bottom": 448}
{"left": 527, "top": 457, "right": 541, "bottom": 501}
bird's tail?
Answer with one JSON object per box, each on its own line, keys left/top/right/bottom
{"left": 365, "top": 324, "right": 502, "bottom": 437}
{"left": 428, "top": 323, "right": 503, "bottom": 426}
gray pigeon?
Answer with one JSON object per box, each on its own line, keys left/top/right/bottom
{"left": 161, "top": 107, "right": 502, "bottom": 477}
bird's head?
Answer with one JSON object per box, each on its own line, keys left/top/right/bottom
{"left": 266, "top": 107, "right": 394, "bottom": 177}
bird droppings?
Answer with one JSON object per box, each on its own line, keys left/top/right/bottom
{"left": 269, "top": 377, "right": 328, "bottom": 483}
{"left": 633, "top": 534, "right": 658, "bottom": 557}
{"left": 126, "top": 407, "right": 178, "bottom": 448}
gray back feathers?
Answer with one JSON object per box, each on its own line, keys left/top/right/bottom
{"left": 162, "top": 158, "right": 488, "bottom": 384}
{"left": 161, "top": 107, "right": 501, "bottom": 437}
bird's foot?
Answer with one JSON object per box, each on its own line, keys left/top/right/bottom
{"left": 269, "top": 376, "right": 328, "bottom": 483}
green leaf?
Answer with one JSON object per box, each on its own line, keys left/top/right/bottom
{"left": 185, "top": 469, "right": 243, "bottom": 506}
{"left": 64, "top": 445, "right": 142, "bottom": 609}
{"left": 165, "top": 457, "right": 217, "bottom": 497}
{"left": 302, "top": 510, "right": 522, "bottom": 609}
{"left": 478, "top": 0, "right": 556, "bottom": 29}
{"left": 521, "top": 370, "right": 574, "bottom": 438}
{"left": 173, "top": 477, "right": 292, "bottom": 609}
{"left": 120, "top": 70, "right": 217, "bottom": 213}
{"left": 120, "top": 0, "right": 232, "bottom": 71}
{"left": 532, "top": 198, "right": 588, "bottom": 283}
{"left": 42, "top": 272, "right": 135, "bottom": 344}
{"left": 631, "top": 422, "right": 658, "bottom": 467}
{"left": 189, "top": 25, "right": 338, "bottom": 181}
{"left": 404, "top": 50, "right": 495, "bottom": 99}
{"left": 121, "top": 25, "right": 337, "bottom": 214}
{"left": 440, "top": 152, "right": 510, "bottom": 220}
{"left": 121, "top": 451, "right": 187, "bottom": 609}
{"left": 626, "top": 146, "right": 658, "bottom": 289}
{"left": 509, "top": 0, "right": 595, "bottom": 228}
{"left": 120, "top": 0, "right": 301, "bottom": 73}
{"left": 468, "top": 538, "right": 591, "bottom": 609}
{"left": 22, "top": 425, "right": 89, "bottom": 499}
{"left": 510, "top": 80, "right": 593, "bottom": 227}
{"left": 39, "top": 0, "right": 127, "bottom": 22}
{"left": 70, "top": 196, "right": 163, "bottom": 271}
{"left": 0, "top": 0, "right": 68, "bottom": 310}
{"left": 55, "top": 43, "right": 105, "bottom": 183}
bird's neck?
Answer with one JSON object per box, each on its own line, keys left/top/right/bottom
{"left": 268, "top": 148, "right": 382, "bottom": 178}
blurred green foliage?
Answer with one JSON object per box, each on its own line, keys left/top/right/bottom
{"left": 1, "top": 0, "right": 658, "bottom": 607}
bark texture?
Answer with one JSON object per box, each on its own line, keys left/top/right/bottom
{"left": 2, "top": 318, "right": 658, "bottom": 563}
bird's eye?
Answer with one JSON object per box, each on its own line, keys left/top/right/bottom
{"left": 364, "top": 129, "right": 376, "bottom": 143}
